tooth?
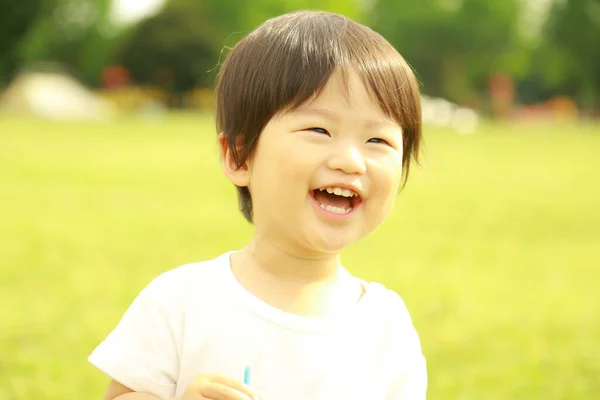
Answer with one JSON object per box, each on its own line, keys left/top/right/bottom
{"left": 319, "top": 203, "right": 351, "bottom": 215}
{"left": 318, "top": 187, "right": 357, "bottom": 198}
{"left": 325, "top": 204, "right": 344, "bottom": 214}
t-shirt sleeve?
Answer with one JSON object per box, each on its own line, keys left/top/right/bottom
{"left": 384, "top": 290, "right": 428, "bottom": 400}
{"left": 88, "top": 273, "right": 181, "bottom": 400}
{"left": 386, "top": 351, "right": 427, "bottom": 400}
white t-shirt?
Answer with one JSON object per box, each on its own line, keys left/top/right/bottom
{"left": 89, "top": 251, "right": 427, "bottom": 400}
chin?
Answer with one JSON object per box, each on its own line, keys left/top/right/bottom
{"left": 306, "top": 233, "right": 359, "bottom": 255}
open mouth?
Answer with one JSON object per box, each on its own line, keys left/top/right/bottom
{"left": 310, "top": 186, "right": 363, "bottom": 216}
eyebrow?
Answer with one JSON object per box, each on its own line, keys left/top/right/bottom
{"left": 293, "top": 107, "right": 397, "bottom": 129}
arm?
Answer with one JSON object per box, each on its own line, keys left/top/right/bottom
{"left": 105, "top": 375, "right": 262, "bottom": 400}
{"left": 115, "top": 395, "right": 175, "bottom": 400}
{"left": 106, "top": 380, "right": 176, "bottom": 400}
{"left": 386, "top": 354, "right": 427, "bottom": 400}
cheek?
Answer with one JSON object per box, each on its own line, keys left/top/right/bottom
{"left": 258, "top": 138, "right": 317, "bottom": 180}
{"left": 366, "top": 159, "right": 403, "bottom": 211}
{"left": 370, "top": 156, "right": 403, "bottom": 190}
{"left": 248, "top": 138, "right": 315, "bottom": 206}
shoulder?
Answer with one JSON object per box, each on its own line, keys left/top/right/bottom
{"left": 144, "top": 251, "right": 232, "bottom": 291}
{"left": 137, "top": 251, "right": 233, "bottom": 305}
{"left": 87, "top": 251, "right": 236, "bottom": 396}
{"left": 362, "top": 282, "right": 427, "bottom": 395}
{"left": 362, "top": 281, "right": 424, "bottom": 361}
{"left": 363, "top": 281, "right": 417, "bottom": 329}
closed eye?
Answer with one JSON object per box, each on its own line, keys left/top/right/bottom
{"left": 307, "top": 127, "right": 330, "bottom": 136}
{"left": 367, "top": 138, "right": 391, "bottom": 146}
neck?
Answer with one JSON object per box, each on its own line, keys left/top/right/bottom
{"left": 229, "top": 233, "right": 363, "bottom": 318}
{"left": 238, "top": 233, "right": 343, "bottom": 284}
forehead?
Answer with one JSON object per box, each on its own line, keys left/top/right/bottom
{"left": 291, "top": 69, "right": 398, "bottom": 126}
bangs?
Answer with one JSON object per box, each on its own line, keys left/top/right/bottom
{"left": 253, "top": 12, "right": 421, "bottom": 129}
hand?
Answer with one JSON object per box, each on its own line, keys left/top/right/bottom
{"left": 181, "top": 373, "right": 261, "bottom": 400}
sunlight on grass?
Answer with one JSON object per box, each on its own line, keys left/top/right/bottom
{"left": 1, "top": 115, "right": 599, "bottom": 399}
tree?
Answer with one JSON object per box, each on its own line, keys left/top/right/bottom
{"left": 370, "top": 0, "right": 522, "bottom": 105}
{"left": 168, "top": 0, "right": 365, "bottom": 44}
{"left": 0, "top": 0, "right": 44, "bottom": 85}
{"left": 118, "top": 0, "right": 365, "bottom": 102}
{"left": 117, "top": 1, "right": 220, "bottom": 99}
{"left": 13, "top": 0, "right": 124, "bottom": 87}
{"left": 532, "top": 0, "right": 600, "bottom": 108}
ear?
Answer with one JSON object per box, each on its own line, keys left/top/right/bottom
{"left": 218, "top": 133, "right": 252, "bottom": 188}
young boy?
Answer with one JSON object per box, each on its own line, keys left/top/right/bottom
{"left": 89, "top": 10, "right": 426, "bottom": 400}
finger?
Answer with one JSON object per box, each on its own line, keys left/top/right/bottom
{"left": 200, "top": 382, "right": 254, "bottom": 400}
{"left": 204, "top": 375, "right": 259, "bottom": 399}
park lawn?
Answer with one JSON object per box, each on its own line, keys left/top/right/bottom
{"left": 1, "top": 114, "right": 599, "bottom": 399}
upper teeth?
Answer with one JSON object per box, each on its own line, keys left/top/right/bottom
{"left": 319, "top": 187, "right": 358, "bottom": 198}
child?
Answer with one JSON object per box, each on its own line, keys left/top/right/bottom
{"left": 89, "top": 10, "right": 426, "bottom": 400}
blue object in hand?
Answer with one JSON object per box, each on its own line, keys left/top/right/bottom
{"left": 244, "top": 366, "right": 251, "bottom": 385}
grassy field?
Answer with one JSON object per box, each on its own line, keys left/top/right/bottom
{"left": 1, "top": 114, "right": 599, "bottom": 399}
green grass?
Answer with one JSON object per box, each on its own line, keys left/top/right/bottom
{"left": 1, "top": 114, "right": 599, "bottom": 399}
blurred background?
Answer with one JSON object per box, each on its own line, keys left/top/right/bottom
{"left": 0, "top": 0, "right": 599, "bottom": 399}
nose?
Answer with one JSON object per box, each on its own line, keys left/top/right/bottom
{"left": 326, "top": 141, "right": 367, "bottom": 175}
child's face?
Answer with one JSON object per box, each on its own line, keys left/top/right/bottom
{"left": 242, "top": 70, "right": 404, "bottom": 255}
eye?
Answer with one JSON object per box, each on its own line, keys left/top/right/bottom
{"left": 367, "top": 138, "right": 391, "bottom": 146}
{"left": 307, "top": 127, "right": 330, "bottom": 136}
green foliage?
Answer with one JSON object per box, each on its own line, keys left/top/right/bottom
{"left": 1, "top": 115, "right": 599, "bottom": 399}
{"left": 532, "top": 0, "right": 600, "bottom": 107}
{"left": 169, "top": 0, "right": 365, "bottom": 43}
{"left": 16, "top": 0, "right": 124, "bottom": 86}
{"left": 0, "top": 0, "right": 43, "bottom": 85}
{"left": 116, "top": 0, "right": 365, "bottom": 98}
{"left": 118, "top": 2, "right": 221, "bottom": 94}
{"left": 370, "top": 0, "right": 522, "bottom": 103}
{"left": 1, "top": 0, "right": 598, "bottom": 107}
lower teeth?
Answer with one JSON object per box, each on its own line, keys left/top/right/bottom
{"left": 319, "top": 203, "right": 351, "bottom": 214}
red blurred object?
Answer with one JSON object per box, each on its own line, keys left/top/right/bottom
{"left": 102, "top": 65, "right": 130, "bottom": 89}
{"left": 488, "top": 73, "right": 515, "bottom": 119}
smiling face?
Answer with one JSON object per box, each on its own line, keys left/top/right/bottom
{"left": 216, "top": 11, "right": 422, "bottom": 225}
{"left": 221, "top": 69, "right": 405, "bottom": 257}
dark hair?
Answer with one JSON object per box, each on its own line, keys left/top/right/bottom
{"left": 216, "top": 10, "right": 422, "bottom": 223}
